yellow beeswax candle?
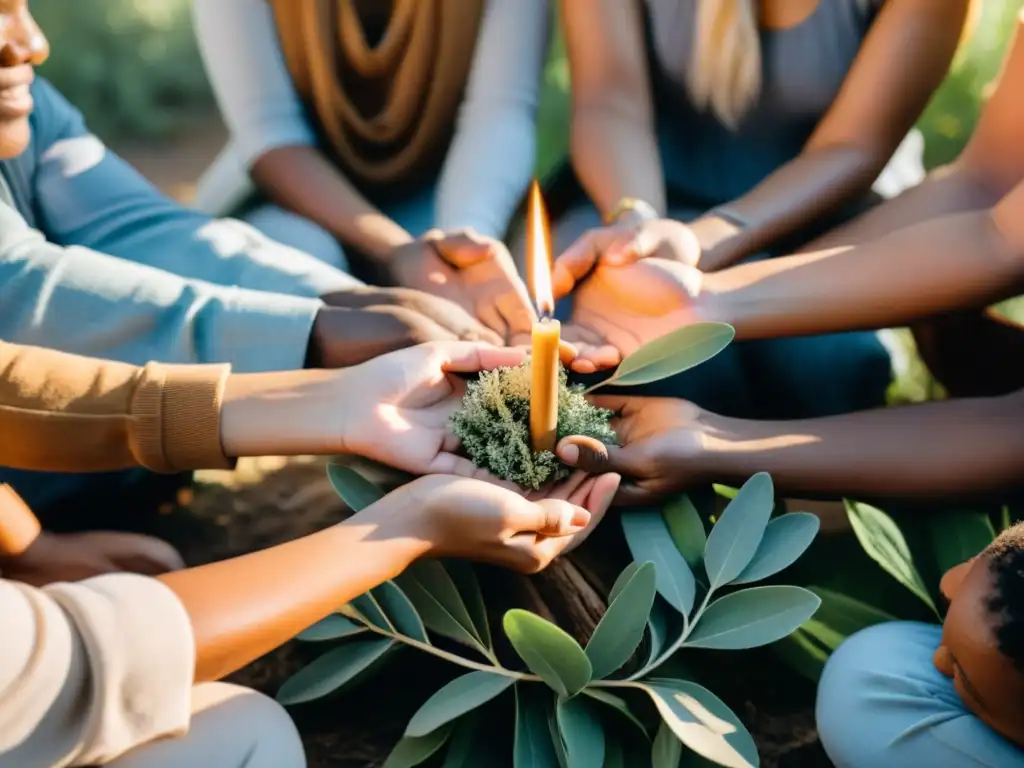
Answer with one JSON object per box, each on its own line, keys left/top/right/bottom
{"left": 530, "top": 317, "right": 561, "bottom": 453}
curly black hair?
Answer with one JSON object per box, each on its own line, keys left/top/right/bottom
{"left": 985, "top": 522, "right": 1024, "bottom": 676}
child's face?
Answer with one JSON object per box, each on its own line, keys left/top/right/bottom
{"left": 0, "top": 0, "right": 48, "bottom": 161}
{"left": 935, "top": 557, "right": 1024, "bottom": 746}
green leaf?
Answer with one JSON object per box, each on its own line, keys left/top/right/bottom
{"left": 639, "top": 683, "right": 753, "bottom": 768}
{"left": 926, "top": 511, "right": 995, "bottom": 575}
{"left": 547, "top": 708, "right": 570, "bottom": 768}
{"left": 609, "top": 562, "right": 640, "bottom": 604}
{"left": 1001, "top": 505, "right": 1014, "bottom": 533}
{"left": 622, "top": 510, "right": 696, "bottom": 617}
{"left": 396, "top": 561, "right": 484, "bottom": 653}
{"left": 445, "top": 560, "right": 492, "bottom": 649}
{"left": 652, "top": 722, "right": 683, "bottom": 768}
{"left": 646, "top": 679, "right": 759, "bottom": 767}
{"left": 703, "top": 473, "right": 774, "bottom": 591}
{"left": 373, "top": 581, "right": 429, "bottom": 643}
{"left": 586, "top": 561, "right": 657, "bottom": 679}
{"left": 845, "top": 500, "right": 937, "bottom": 613}
{"left": 604, "top": 734, "right": 627, "bottom": 768}
{"left": 277, "top": 637, "right": 393, "bottom": 705}
{"left": 665, "top": 496, "right": 707, "bottom": 570}
{"left": 589, "top": 322, "right": 735, "bottom": 392}
{"left": 645, "top": 598, "right": 674, "bottom": 668}
{"left": 384, "top": 724, "right": 455, "bottom": 768}
{"left": 556, "top": 696, "right": 605, "bottom": 768}
{"left": 351, "top": 592, "right": 393, "bottom": 632}
{"left": 514, "top": 685, "right": 560, "bottom": 768}
{"left": 712, "top": 485, "right": 739, "bottom": 501}
{"left": 326, "top": 463, "right": 384, "bottom": 511}
{"left": 405, "top": 671, "right": 515, "bottom": 738}
{"left": 581, "top": 688, "right": 650, "bottom": 738}
{"left": 296, "top": 614, "right": 366, "bottom": 642}
{"left": 732, "top": 513, "right": 819, "bottom": 585}
{"left": 442, "top": 712, "right": 488, "bottom": 767}
{"left": 504, "top": 610, "right": 593, "bottom": 697}
{"left": 685, "top": 586, "right": 821, "bottom": 651}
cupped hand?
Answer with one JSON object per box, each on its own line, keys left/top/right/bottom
{"left": 552, "top": 254, "right": 704, "bottom": 372}
{"left": 386, "top": 229, "right": 537, "bottom": 345}
{"left": 340, "top": 340, "right": 532, "bottom": 476}
{"left": 557, "top": 218, "right": 703, "bottom": 271}
{"left": 391, "top": 470, "right": 620, "bottom": 573}
{"left": 555, "top": 396, "right": 707, "bottom": 505}
{"left": 0, "top": 530, "right": 185, "bottom": 587}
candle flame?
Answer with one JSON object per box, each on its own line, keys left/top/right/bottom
{"left": 527, "top": 179, "right": 554, "bottom": 317}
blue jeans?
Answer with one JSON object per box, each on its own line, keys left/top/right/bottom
{"left": 550, "top": 203, "right": 893, "bottom": 419}
{"left": 817, "top": 622, "right": 1024, "bottom": 767}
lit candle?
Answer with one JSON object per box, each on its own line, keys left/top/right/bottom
{"left": 527, "top": 180, "right": 560, "bottom": 454}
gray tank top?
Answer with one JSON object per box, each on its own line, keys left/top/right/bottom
{"left": 644, "top": 0, "right": 885, "bottom": 208}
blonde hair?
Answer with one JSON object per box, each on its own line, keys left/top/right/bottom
{"left": 687, "top": 0, "right": 762, "bottom": 130}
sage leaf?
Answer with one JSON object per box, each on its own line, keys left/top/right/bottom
{"left": 514, "top": 685, "right": 560, "bottom": 768}
{"left": 704, "top": 473, "right": 774, "bottom": 590}
{"left": 351, "top": 592, "right": 393, "bottom": 632}
{"left": 373, "top": 580, "right": 429, "bottom": 643}
{"left": 732, "top": 513, "right": 819, "bottom": 585}
{"left": 581, "top": 688, "right": 649, "bottom": 738}
{"left": 664, "top": 496, "right": 707, "bottom": 570}
{"left": 445, "top": 560, "right": 492, "bottom": 649}
{"left": 585, "top": 561, "right": 657, "bottom": 679}
{"left": 640, "top": 684, "right": 752, "bottom": 768}
{"left": 622, "top": 510, "right": 696, "bottom": 617}
{"left": 645, "top": 598, "right": 674, "bottom": 668}
{"left": 442, "top": 712, "right": 487, "bottom": 767}
{"left": 651, "top": 722, "right": 683, "bottom": 768}
{"left": 297, "top": 614, "right": 366, "bottom": 642}
{"left": 845, "top": 501, "right": 936, "bottom": 613}
{"left": 504, "top": 610, "right": 593, "bottom": 697}
{"left": 547, "top": 708, "right": 569, "bottom": 768}
{"left": 604, "top": 734, "right": 627, "bottom": 768}
{"left": 685, "top": 586, "right": 821, "bottom": 650}
{"left": 556, "top": 696, "right": 605, "bottom": 768}
{"left": 405, "top": 671, "right": 515, "bottom": 738}
{"left": 713, "top": 484, "right": 740, "bottom": 500}
{"left": 326, "top": 463, "right": 384, "bottom": 511}
{"left": 384, "top": 724, "right": 455, "bottom": 768}
{"left": 396, "top": 561, "right": 484, "bottom": 653}
{"left": 646, "top": 679, "right": 758, "bottom": 767}
{"left": 588, "top": 322, "right": 735, "bottom": 392}
{"left": 277, "top": 637, "right": 393, "bottom": 705}
{"left": 608, "top": 562, "right": 640, "bottom": 604}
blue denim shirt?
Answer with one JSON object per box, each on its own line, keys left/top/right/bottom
{"left": 0, "top": 78, "right": 357, "bottom": 372}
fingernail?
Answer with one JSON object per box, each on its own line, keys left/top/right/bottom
{"left": 569, "top": 508, "right": 591, "bottom": 528}
{"left": 560, "top": 444, "right": 580, "bottom": 465}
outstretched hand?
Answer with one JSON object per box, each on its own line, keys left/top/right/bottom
{"left": 555, "top": 396, "right": 708, "bottom": 505}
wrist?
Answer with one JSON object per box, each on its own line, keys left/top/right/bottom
{"left": 344, "top": 486, "right": 435, "bottom": 565}
{"left": 220, "top": 368, "right": 350, "bottom": 458}
{"left": 690, "top": 213, "right": 745, "bottom": 272}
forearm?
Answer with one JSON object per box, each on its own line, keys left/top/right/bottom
{"left": 251, "top": 146, "right": 411, "bottom": 260}
{"left": 693, "top": 145, "right": 883, "bottom": 272}
{"left": 695, "top": 391, "right": 1024, "bottom": 500}
{"left": 158, "top": 502, "right": 428, "bottom": 682}
{"left": 571, "top": 106, "right": 666, "bottom": 219}
{"left": 703, "top": 208, "right": 1024, "bottom": 340}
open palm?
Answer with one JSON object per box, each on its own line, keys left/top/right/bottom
{"left": 554, "top": 257, "right": 702, "bottom": 371}
{"left": 341, "top": 341, "right": 529, "bottom": 477}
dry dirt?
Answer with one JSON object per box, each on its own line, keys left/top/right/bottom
{"left": 113, "top": 126, "right": 832, "bottom": 768}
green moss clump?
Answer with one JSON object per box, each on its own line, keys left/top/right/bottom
{"left": 450, "top": 361, "right": 617, "bottom": 490}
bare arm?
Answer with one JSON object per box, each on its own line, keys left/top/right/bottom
{"left": 695, "top": 389, "right": 1024, "bottom": 500}
{"left": 701, "top": 178, "right": 1024, "bottom": 340}
{"left": 563, "top": 0, "right": 665, "bottom": 218}
{"left": 158, "top": 497, "right": 426, "bottom": 682}
{"left": 694, "top": 0, "right": 972, "bottom": 271}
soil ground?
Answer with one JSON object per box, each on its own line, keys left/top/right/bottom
{"left": 112, "top": 124, "right": 833, "bottom": 768}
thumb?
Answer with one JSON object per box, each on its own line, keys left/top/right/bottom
{"left": 557, "top": 435, "right": 647, "bottom": 478}
{"left": 515, "top": 499, "right": 591, "bottom": 537}
{"left": 603, "top": 228, "right": 657, "bottom": 266}
{"left": 432, "top": 231, "right": 493, "bottom": 269}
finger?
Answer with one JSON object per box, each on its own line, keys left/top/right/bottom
{"left": 475, "top": 302, "right": 511, "bottom": 343}
{"left": 560, "top": 473, "right": 621, "bottom": 553}
{"left": 437, "top": 341, "right": 528, "bottom": 373}
{"left": 546, "top": 469, "right": 592, "bottom": 501}
{"left": 613, "top": 482, "right": 669, "bottom": 507}
{"left": 558, "top": 339, "right": 579, "bottom": 366}
{"left": 518, "top": 498, "right": 592, "bottom": 536}
{"left": 557, "top": 437, "right": 649, "bottom": 479}
{"left": 433, "top": 232, "right": 492, "bottom": 269}
{"left": 574, "top": 344, "right": 622, "bottom": 371}
{"left": 603, "top": 227, "right": 657, "bottom": 266}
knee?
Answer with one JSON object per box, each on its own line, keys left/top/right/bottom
{"left": 817, "top": 622, "right": 943, "bottom": 767}
{"left": 245, "top": 205, "right": 348, "bottom": 270}
{"left": 193, "top": 684, "right": 305, "bottom": 768}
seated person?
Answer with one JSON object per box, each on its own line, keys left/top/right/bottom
{"left": 816, "top": 525, "right": 1024, "bottom": 766}
{"left": 0, "top": 0, "right": 534, "bottom": 514}
{"left": 0, "top": 338, "right": 619, "bottom": 768}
